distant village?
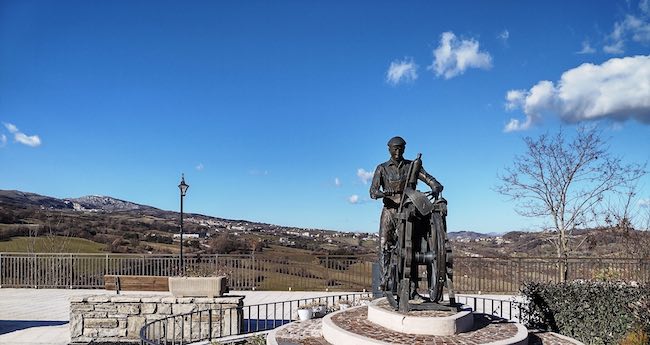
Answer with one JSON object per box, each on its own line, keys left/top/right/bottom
{"left": 174, "top": 215, "right": 510, "bottom": 252}
{"left": 172, "top": 216, "right": 379, "bottom": 250}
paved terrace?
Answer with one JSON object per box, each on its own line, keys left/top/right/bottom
{"left": 0, "top": 289, "right": 515, "bottom": 345}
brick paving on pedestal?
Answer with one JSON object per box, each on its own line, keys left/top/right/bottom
{"left": 272, "top": 307, "right": 580, "bottom": 345}
{"left": 332, "top": 307, "right": 518, "bottom": 345}
{"left": 375, "top": 299, "right": 458, "bottom": 317}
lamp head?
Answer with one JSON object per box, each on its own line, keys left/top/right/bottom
{"left": 178, "top": 174, "right": 189, "bottom": 196}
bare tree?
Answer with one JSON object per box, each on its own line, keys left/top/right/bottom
{"left": 28, "top": 211, "right": 72, "bottom": 253}
{"left": 602, "top": 184, "right": 650, "bottom": 258}
{"left": 496, "top": 126, "right": 646, "bottom": 280}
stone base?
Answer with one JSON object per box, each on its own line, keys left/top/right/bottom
{"left": 70, "top": 294, "right": 243, "bottom": 344}
{"left": 367, "top": 297, "right": 473, "bottom": 335}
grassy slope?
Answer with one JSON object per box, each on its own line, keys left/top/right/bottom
{"left": 0, "top": 236, "right": 106, "bottom": 253}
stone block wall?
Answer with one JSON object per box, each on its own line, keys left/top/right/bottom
{"left": 70, "top": 294, "right": 244, "bottom": 344}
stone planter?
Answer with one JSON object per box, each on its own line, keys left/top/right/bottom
{"left": 298, "top": 308, "right": 313, "bottom": 321}
{"left": 168, "top": 276, "right": 228, "bottom": 298}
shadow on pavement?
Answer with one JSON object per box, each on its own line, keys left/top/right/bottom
{"left": 0, "top": 320, "right": 68, "bottom": 335}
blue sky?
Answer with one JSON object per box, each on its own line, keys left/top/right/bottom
{"left": 1, "top": 0, "right": 649, "bottom": 233}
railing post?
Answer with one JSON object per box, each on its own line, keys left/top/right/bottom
{"left": 478, "top": 259, "right": 483, "bottom": 293}
{"left": 517, "top": 258, "right": 522, "bottom": 291}
{"left": 69, "top": 254, "right": 73, "bottom": 289}
{"left": 0, "top": 252, "right": 3, "bottom": 288}
{"left": 324, "top": 254, "right": 330, "bottom": 290}
{"left": 208, "top": 308, "right": 213, "bottom": 341}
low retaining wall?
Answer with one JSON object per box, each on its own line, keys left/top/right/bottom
{"left": 70, "top": 294, "right": 244, "bottom": 344}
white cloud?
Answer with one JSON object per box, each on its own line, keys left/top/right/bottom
{"left": 428, "top": 31, "right": 492, "bottom": 79}
{"left": 505, "top": 90, "right": 526, "bottom": 111}
{"left": 249, "top": 169, "right": 269, "bottom": 176}
{"left": 0, "top": 134, "right": 6, "bottom": 147}
{"left": 498, "top": 30, "right": 509, "bottom": 43}
{"left": 348, "top": 194, "right": 360, "bottom": 204}
{"left": 2, "top": 123, "right": 42, "bottom": 147}
{"left": 334, "top": 177, "right": 341, "bottom": 187}
{"left": 386, "top": 58, "right": 418, "bottom": 85}
{"left": 357, "top": 168, "right": 374, "bottom": 184}
{"left": 14, "top": 132, "right": 41, "bottom": 147}
{"left": 604, "top": 40, "right": 625, "bottom": 54}
{"left": 604, "top": 14, "right": 650, "bottom": 54}
{"left": 196, "top": 163, "right": 204, "bottom": 171}
{"left": 641, "top": 0, "right": 650, "bottom": 15}
{"left": 504, "top": 55, "right": 650, "bottom": 132}
{"left": 577, "top": 40, "right": 596, "bottom": 54}
{"left": 639, "top": 198, "right": 650, "bottom": 208}
{"left": 3, "top": 123, "right": 18, "bottom": 133}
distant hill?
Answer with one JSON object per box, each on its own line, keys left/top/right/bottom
{"left": 69, "top": 195, "right": 159, "bottom": 212}
{"left": 0, "top": 190, "right": 159, "bottom": 213}
{"left": 0, "top": 189, "right": 363, "bottom": 255}
{"left": 0, "top": 190, "right": 73, "bottom": 210}
{"left": 447, "top": 231, "right": 495, "bottom": 240}
{"left": 1, "top": 189, "right": 649, "bottom": 258}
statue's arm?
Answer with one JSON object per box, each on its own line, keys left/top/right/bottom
{"left": 369, "top": 165, "right": 385, "bottom": 199}
{"left": 419, "top": 166, "right": 443, "bottom": 194}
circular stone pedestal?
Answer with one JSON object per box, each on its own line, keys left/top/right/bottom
{"left": 321, "top": 306, "right": 529, "bottom": 345}
{"left": 367, "top": 298, "right": 473, "bottom": 335}
{"left": 268, "top": 302, "right": 584, "bottom": 345}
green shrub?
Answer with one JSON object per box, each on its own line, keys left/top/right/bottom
{"left": 520, "top": 281, "right": 650, "bottom": 345}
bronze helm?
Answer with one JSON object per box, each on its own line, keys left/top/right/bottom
{"left": 387, "top": 136, "right": 406, "bottom": 147}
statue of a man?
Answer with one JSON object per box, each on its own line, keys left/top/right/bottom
{"left": 369, "top": 136, "right": 443, "bottom": 291}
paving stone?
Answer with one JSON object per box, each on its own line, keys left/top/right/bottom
{"left": 141, "top": 303, "right": 157, "bottom": 314}
{"left": 157, "top": 303, "right": 172, "bottom": 314}
{"left": 110, "top": 296, "right": 142, "bottom": 303}
{"left": 160, "top": 297, "right": 177, "bottom": 304}
{"left": 84, "top": 318, "right": 118, "bottom": 329}
{"left": 69, "top": 296, "right": 86, "bottom": 303}
{"left": 70, "top": 303, "right": 94, "bottom": 312}
{"left": 116, "top": 303, "right": 140, "bottom": 315}
{"left": 86, "top": 295, "right": 110, "bottom": 303}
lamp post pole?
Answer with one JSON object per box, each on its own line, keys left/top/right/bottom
{"left": 178, "top": 174, "right": 189, "bottom": 275}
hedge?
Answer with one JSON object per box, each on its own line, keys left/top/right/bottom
{"left": 521, "top": 281, "right": 650, "bottom": 345}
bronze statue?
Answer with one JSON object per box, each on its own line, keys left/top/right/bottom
{"left": 370, "top": 136, "right": 457, "bottom": 312}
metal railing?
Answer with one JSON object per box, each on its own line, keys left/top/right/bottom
{"left": 1, "top": 253, "right": 648, "bottom": 292}
{"left": 139, "top": 292, "right": 375, "bottom": 345}
{"left": 139, "top": 293, "right": 524, "bottom": 344}
{"left": 455, "top": 295, "right": 523, "bottom": 322}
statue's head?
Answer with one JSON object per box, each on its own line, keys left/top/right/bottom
{"left": 387, "top": 136, "right": 406, "bottom": 161}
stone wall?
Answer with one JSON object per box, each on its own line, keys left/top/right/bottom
{"left": 70, "top": 294, "right": 244, "bottom": 344}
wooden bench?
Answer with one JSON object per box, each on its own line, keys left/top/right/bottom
{"left": 104, "top": 275, "right": 169, "bottom": 293}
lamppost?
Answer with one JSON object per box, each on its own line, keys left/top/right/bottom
{"left": 178, "top": 174, "right": 189, "bottom": 275}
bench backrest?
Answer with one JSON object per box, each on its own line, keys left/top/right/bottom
{"left": 104, "top": 275, "right": 169, "bottom": 292}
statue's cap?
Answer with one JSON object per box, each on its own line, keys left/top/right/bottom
{"left": 387, "top": 136, "right": 406, "bottom": 146}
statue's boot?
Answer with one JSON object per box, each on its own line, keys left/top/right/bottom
{"left": 380, "top": 249, "right": 392, "bottom": 292}
{"left": 409, "top": 281, "right": 426, "bottom": 304}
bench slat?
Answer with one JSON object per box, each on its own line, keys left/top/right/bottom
{"left": 104, "top": 275, "right": 169, "bottom": 291}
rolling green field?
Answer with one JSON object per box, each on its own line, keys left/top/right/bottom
{"left": 0, "top": 236, "right": 106, "bottom": 253}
